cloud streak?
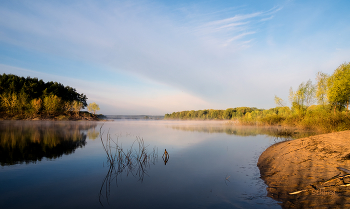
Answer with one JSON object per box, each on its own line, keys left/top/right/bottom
{"left": 0, "top": 1, "right": 349, "bottom": 113}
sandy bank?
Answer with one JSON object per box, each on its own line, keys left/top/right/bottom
{"left": 258, "top": 130, "right": 350, "bottom": 208}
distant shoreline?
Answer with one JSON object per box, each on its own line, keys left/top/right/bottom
{"left": 104, "top": 115, "right": 164, "bottom": 120}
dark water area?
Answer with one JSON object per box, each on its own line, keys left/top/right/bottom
{"left": 0, "top": 120, "right": 318, "bottom": 209}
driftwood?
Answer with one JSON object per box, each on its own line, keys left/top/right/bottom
{"left": 289, "top": 167, "right": 350, "bottom": 195}
{"left": 337, "top": 167, "right": 350, "bottom": 174}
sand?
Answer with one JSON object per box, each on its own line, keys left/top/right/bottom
{"left": 258, "top": 130, "right": 350, "bottom": 208}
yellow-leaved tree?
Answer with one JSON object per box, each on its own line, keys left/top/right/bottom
{"left": 43, "top": 95, "right": 61, "bottom": 115}
{"left": 30, "top": 98, "right": 42, "bottom": 115}
{"left": 71, "top": 101, "right": 83, "bottom": 117}
{"left": 0, "top": 92, "right": 18, "bottom": 114}
{"left": 87, "top": 102, "right": 100, "bottom": 115}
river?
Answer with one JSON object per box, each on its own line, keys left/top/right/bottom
{"left": 0, "top": 120, "right": 317, "bottom": 209}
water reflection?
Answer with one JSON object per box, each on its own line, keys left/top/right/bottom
{"left": 0, "top": 121, "right": 97, "bottom": 166}
{"left": 0, "top": 121, "right": 289, "bottom": 209}
{"left": 87, "top": 128, "right": 99, "bottom": 140}
{"left": 99, "top": 130, "right": 158, "bottom": 206}
{"left": 168, "top": 124, "right": 318, "bottom": 139}
{"left": 162, "top": 149, "right": 170, "bottom": 165}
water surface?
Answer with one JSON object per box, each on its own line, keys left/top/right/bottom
{"left": 0, "top": 120, "right": 316, "bottom": 208}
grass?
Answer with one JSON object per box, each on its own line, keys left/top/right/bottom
{"left": 239, "top": 110, "right": 350, "bottom": 133}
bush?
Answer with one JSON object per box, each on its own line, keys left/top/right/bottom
{"left": 260, "top": 115, "right": 285, "bottom": 125}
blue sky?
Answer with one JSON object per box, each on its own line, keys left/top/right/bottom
{"left": 0, "top": 0, "right": 349, "bottom": 115}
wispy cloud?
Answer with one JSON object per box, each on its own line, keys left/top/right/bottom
{"left": 260, "top": 15, "right": 274, "bottom": 22}
{"left": 192, "top": 6, "right": 282, "bottom": 47}
{"left": 0, "top": 1, "right": 349, "bottom": 113}
{"left": 204, "top": 12, "right": 262, "bottom": 27}
{"left": 216, "top": 21, "right": 250, "bottom": 30}
{"left": 224, "top": 32, "right": 256, "bottom": 45}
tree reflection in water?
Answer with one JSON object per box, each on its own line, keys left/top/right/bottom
{"left": 169, "top": 124, "right": 319, "bottom": 139}
{"left": 0, "top": 121, "right": 97, "bottom": 166}
{"left": 99, "top": 127, "right": 158, "bottom": 206}
{"left": 87, "top": 128, "right": 99, "bottom": 140}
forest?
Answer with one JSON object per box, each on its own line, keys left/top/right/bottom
{"left": 165, "top": 62, "right": 350, "bottom": 132}
{"left": 165, "top": 107, "right": 260, "bottom": 120}
{"left": 0, "top": 74, "right": 100, "bottom": 120}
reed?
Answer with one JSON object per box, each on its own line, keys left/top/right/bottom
{"left": 98, "top": 126, "right": 158, "bottom": 206}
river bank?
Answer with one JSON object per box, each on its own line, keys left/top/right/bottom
{"left": 0, "top": 111, "right": 104, "bottom": 121}
{"left": 258, "top": 130, "right": 350, "bottom": 208}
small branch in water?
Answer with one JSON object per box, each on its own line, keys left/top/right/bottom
{"left": 225, "top": 174, "right": 230, "bottom": 185}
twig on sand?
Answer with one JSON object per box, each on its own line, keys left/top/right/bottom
{"left": 337, "top": 167, "right": 350, "bottom": 174}
{"left": 289, "top": 190, "right": 308, "bottom": 195}
{"left": 289, "top": 167, "right": 350, "bottom": 195}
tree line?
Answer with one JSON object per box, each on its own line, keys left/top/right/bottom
{"left": 165, "top": 62, "right": 350, "bottom": 132}
{"left": 0, "top": 73, "right": 100, "bottom": 120}
{"left": 164, "top": 107, "right": 260, "bottom": 120}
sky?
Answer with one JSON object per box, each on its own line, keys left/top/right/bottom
{"left": 0, "top": 0, "right": 349, "bottom": 115}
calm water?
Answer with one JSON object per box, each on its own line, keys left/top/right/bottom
{"left": 0, "top": 120, "right": 315, "bottom": 209}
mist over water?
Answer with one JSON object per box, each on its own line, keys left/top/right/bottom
{"left": 0, "top": 120, "right": 317, "bottom": 209}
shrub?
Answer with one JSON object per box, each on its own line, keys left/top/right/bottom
{"left": 260, "top": 115, "right": 285, "bottom": 125}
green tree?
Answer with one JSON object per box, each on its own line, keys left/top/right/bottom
{"left": 316, "top": 72, "right": 329, "bottom": 106}
{"left": 289, "top": 80, "right": 315, "bottom": 114}
{"left": 209, "top": 109, "right": 218, "bottom": 119}
{"left": 223, "top": 108, "right": 234, "bottom": 119}
{"left": 17, "top": 92, "right": 29, "bottom": 114}
{"left": 327, "top": 62, "right": 350, "bottom": 114}
{"left": 0, "top": 73, "right": 88, "bottom": 109}
{"left": 87, "top": 102, "right": 100, "bottom": 115}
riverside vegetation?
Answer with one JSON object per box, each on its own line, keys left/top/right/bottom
{"left": 165, "top": 62, "right": 350, "bottom": 133}
{"left": 0, "top": 74, "right": 101, "bottom": 120}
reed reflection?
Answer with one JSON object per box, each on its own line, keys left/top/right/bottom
{"left": 0, "top": 121, "right": 97, "bottom": 166}
{"left": 99, "top": 129, "right": 158, "bottom": 206}
{"left": 162, "top": 149, "right": 169, "bottom": 165}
